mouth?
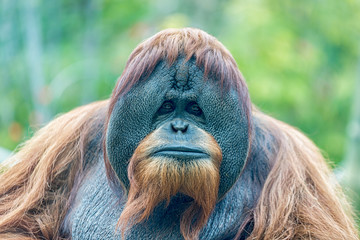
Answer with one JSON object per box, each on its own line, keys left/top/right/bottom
{"left": 152, "top": 145, "right": 209, "bottom": 160}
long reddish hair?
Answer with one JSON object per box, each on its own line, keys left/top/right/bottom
{"left": 237, "top": 109, "right": 359, "bottom": 239}
{"left": 0, "top": 28, "right": 358, "bottom": 239}
{"left": 0, "top": 101, "right": 107, "bottom": 239}
{"left": 118, "top": 124, "right": 223, "bottom": 240}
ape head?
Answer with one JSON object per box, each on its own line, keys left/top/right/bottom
{"left": 104, "top": 28, "right": 251, "bottom": 238}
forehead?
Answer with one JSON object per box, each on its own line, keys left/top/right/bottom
{"left": 122, "top": 56, "right": 241, "bottom": 109}
{"left": 169, "top": 58, "right": 201, "bottom": 91}
{"left": 135, "top": 58, "right": 222, "bottom": 97}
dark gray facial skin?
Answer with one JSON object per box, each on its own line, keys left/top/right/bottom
{"left": 64, "top": 58, "right": 272, "bottom": 239}
{"left": 106, "top": 57, "right": 250, "bottom": 199}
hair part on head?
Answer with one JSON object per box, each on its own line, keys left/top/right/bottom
{"left": 114, "top": 28, "right": 248, "bottom": 97}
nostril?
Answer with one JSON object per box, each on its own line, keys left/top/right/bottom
{"left": 181, "top": 123, "right": 189, "bottom": 133}
{"left": 171, "top": 120, "right": 189, "bottom": 133}
{"left": 171, "top": 123, "right": 178, "bottom": 132}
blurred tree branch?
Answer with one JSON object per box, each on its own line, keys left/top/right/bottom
{"left": 341, "top": 47, "right": 360, "bottom": 214}
{"left": 23, "top": 0, "right": 51, "bottom": 124}
{"left": 82, "top": 0, "right": 102, "bottom": 104}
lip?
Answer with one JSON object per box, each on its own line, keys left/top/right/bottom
{"left": 153, "top": 145, "right": 209, "bottom": 159}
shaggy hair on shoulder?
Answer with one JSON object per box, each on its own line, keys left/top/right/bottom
{"left": 238, "top": 109, "right": 358, "bottom": 240}
{"left": 0, "top": 101, "right": 107, "bottom": 240}
{"left": 0, "top": 28, "right": 358, "bottom": 240}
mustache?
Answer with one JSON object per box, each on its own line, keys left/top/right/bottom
{"left": 117, "top": 131, "right": 222, "bottom": 240}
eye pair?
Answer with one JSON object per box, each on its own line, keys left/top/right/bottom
{"left": 159, "top": 101, "right": 203, "bottom": 116}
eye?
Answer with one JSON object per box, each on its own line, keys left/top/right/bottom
{"left": 187, "top": 102, "right": 203, "bottom": 116}
{"left": 158, "top": 101, "right": 175, "bottom": 114}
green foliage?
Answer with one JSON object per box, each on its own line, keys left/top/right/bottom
{"left": 0, "top": 0, "right": 359, "bottom": 167}
{"left": 221, "top": 0, "right": 360, "bottom": 164}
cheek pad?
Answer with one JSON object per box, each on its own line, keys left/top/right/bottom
{"left": 106, "top": 66, "right": 171, "bottom": 188}
{"left": 106, "top": 96, "right": 151, "bottom": 189}
{"left": 199, "top": 83, "right": 249, "bottom": 198}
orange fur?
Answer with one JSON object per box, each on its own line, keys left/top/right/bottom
{"left": 236, "top": 109, "right": 359, "bottom": 240}
{"left": 0, "top": 101, "right": 108, "bottom": 240}
{"left": 118, "top": 126, "right": 222, "bottom": 240}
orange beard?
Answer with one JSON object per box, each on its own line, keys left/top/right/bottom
{"left": 118, "top": 131, "right": 222, "bottom": 240}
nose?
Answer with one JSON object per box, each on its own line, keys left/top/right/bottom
{"left": 171, "top": 119, "right": 189, "bottom": 133}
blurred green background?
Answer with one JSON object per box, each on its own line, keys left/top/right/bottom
{"left": 0, "top": 0, "right": 359, "bottom": 221}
